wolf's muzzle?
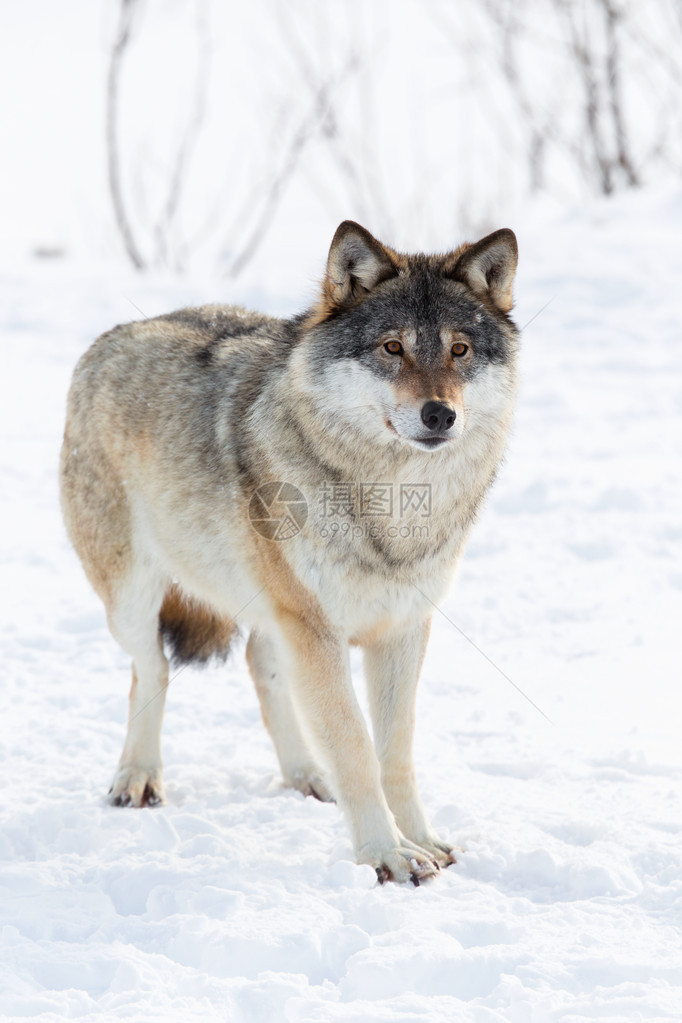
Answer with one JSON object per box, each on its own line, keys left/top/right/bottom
{"left": 420, "top": 401, "right": 456, "bottom": 434}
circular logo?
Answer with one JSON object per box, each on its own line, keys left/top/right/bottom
{"left": 249, "top": 481, "right": 308, "bottom": 541}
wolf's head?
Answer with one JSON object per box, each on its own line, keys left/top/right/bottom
{"left": 294, "top": 221, "right": 519, "bottom": 454}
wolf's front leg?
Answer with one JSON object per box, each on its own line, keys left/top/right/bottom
{"left": 246, "top": 629, "right": 333, "bottom": 802}
{"left": 277, "top": 612, "right": 440, "bottom": 884}
{"left": 363, "top": 618, "right": 456, "bottom": 868}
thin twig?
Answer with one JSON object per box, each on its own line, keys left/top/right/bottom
{"left": 154, "top": 0, "right": 212, "bottom": 270}
{"left": 225, "top": 53, "right": 361, "bottom": 279}
{"left": 107, "top": 0, "right": 146, "bottom": 270}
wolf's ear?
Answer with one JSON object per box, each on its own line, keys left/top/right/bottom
{"left": 450, "top": 229, "right": 518, "bottom": 313}
{"left": 323, "top": 221, "right": 398, "bottom": 310}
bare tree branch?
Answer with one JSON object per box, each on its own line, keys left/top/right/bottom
{"left": 601, "top": 0, "right": 640, "bottom": 187}
{"left": 154, "top": 0, "right": 211, "bottom": 270}
{"left": 107, "top": 0, "right": 146, "bottom": 270}
{"left": 554, "top": 0, "right": 615, "bottom": 194}
{"left": 275, "top": 6, "right": 390, "bottom": 231}
{"left": 224, "top": 52, "right": 362, "bottom": 279}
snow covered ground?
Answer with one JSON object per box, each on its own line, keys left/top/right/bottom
{"left": 1, "top": 186, "right": 681, "bottom": 1022}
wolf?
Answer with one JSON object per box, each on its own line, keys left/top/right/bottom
{"left": 60, "top": 220, "right": 519, "bottom": 884}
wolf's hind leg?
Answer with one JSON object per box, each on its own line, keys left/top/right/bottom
{"left": 246, "top": 630, "right": 333, "bottom": 802}
{"left": 107, "top": 565, "right": 169, "bottom": 808}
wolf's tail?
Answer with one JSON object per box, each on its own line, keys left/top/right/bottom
{"left": 159, "top": 584, "right": 237, "bottom": 666}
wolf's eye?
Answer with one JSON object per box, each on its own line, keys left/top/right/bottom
{"left": 451, "top": 341, "right": 469, "bottom": 357}
{"left": 384, "top": 340, "right": 404, "bottom": 355}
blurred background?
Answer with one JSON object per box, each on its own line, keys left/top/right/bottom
{"left": 3, "top": 0, "right": 681, "bottom": 297}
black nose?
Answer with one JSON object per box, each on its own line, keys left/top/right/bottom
{"left": 421, "top": 400, "right": 456, "bottom": 433}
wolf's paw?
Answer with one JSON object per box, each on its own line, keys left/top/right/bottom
{"left": 108, "top": 766, "right": 166, "bottom": 808}
{"left": 403, "top": 832, "right": 459, "bottom": 869}
{"left": 360, "top": 840, "right": 442, "bottom": 886}
{"left": 285, "top": 766, "right": 335, "bottom": 803}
